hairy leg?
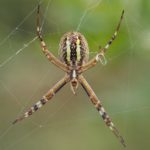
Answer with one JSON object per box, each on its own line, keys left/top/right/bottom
{"left": 13, "top": 75, "right": 70, "bottom": 124}
{"left": 78, "top": 75, "right": 126, "bottom": 147}
{"left": 81, "top": 10, "right": 124, "bottom": 72}
{"left": 37, "top": 5, "right": 69, "bottom": 72}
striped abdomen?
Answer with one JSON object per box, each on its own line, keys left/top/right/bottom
{"left": 59, "top": 32, "right": 89, "bottom": 66}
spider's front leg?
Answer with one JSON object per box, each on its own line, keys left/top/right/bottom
{"left": 13, "top": 75, "right": 70, "bottom": 124}
{"left": 81, "top": 10, "right": 124, "bottom": 72}
{"left": 78, "top": 75, "right": 126, "bottom": 147}
{"left": 37, "top": 5, "right": 69, "bottom": 72}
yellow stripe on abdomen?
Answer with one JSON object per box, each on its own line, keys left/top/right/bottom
{"left": 66, "top": 37, "right": 71, "bottom": 62}
{"left": 76, "top": 38, "right": 81, "bottom": 62}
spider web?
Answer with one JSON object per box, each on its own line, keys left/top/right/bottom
{"left": 0, "top": 0, "right": 150, "bottom": 150}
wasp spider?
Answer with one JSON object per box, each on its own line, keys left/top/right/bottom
{"left": 13, "top": 5, "right": 125, "bottom": 147}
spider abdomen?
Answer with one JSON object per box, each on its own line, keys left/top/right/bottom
{"left": 59, "top": 32, "right": 89, "bottom": 66}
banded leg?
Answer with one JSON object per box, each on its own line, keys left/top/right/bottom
{"left": 13, "top": 75, "right": 70, "bottom": 124}
{"left": 81, "top": 10, "right": 124, "bottom": 72}
{"left": 78, "top": 75, "right": 126, "bottom": 147}
{"left": 37, "top": 5, "right": 69, "bottom": 72}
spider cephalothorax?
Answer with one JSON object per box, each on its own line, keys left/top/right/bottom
{"left": 13, "top": 5, "right": 126, "bottom": 148}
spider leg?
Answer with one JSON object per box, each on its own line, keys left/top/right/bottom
{"left": 81, "top": 10, "right": 124, "bottom": 72}
{"left": 37, "top": 5, "right": 69, "bottom": 72}
{"left": 99, "top": 10, "right": 124, "bottom": 55}
{"left": 13, "top": 75, "right": 70, "bottom": 124}
{"left": 78, "top": 75, "right": 126, "bottom": 147}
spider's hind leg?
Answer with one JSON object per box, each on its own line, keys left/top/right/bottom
{"left": 36, "top": 4, "right": 68, "bottom": 72}
{"left": 81, "top": 10, "right": 124, "bottom": 72}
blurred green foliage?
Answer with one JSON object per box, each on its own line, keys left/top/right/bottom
{"left": 0, "top": 0, "right": 150, "bottom": 150}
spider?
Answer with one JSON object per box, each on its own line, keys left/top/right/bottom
{"left": 13, "top": 5, "right": 125, "bottom": 147}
